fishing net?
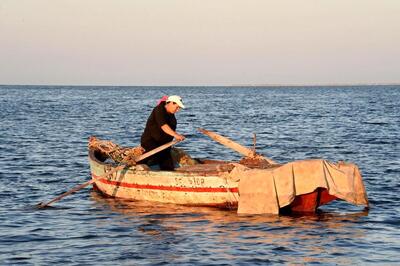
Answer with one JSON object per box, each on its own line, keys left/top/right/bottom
{"left": 88, "top": 136, "right": 145, "bottom": 165}
{"left": 171, "top": 147, "right": 198, "bottom": 166}
{"left": 88, "top": 136, "right": 197, "bottom": 167}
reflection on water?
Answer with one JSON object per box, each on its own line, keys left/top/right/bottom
{"left": 89, "top": 191, "right": 372, "bottom": 264}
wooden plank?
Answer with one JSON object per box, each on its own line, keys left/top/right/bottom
{"left": 134, "top": 139, "right": 180, "bottom": 163}
{"left": 198, "top": 128, "right": 277, "bottom": 165}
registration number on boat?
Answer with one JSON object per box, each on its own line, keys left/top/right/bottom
{"left": 175, "top": 177, "right": 205, "bottom": 186}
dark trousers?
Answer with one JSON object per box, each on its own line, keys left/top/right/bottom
{"left": 141, "top": 140, "right": 175, "bottom": 170}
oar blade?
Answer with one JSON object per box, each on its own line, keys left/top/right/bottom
{"left": 198, "top": 128, "right": 277, "bottom": 164}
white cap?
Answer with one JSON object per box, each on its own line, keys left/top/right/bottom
{"left": 167, "top": 95, "right": 185, "bottom": 108}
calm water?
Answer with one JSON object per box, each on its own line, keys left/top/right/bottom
{"left": 0, "top": 85, "right": 399, "bottom": 265}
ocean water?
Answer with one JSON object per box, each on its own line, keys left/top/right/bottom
{"left": 0, "top": 85, "right": 399, "bottom": 265}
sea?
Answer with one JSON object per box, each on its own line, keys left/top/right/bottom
{"left": 0, "top": 85, "right": 399, "bottom": 265}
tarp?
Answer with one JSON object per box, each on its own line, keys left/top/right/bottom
{"left": 233, "top": 159, "right": 369, "bottom": 214}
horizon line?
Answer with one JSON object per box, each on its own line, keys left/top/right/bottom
{"left": 1, "top": 82, "right": 400, "bottom": 87}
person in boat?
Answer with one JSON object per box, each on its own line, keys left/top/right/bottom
{"left": 140, "top": 95, "right": 186, "bottom": 170}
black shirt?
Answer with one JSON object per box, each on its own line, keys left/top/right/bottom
{"left": 141, "top": 102, "right": 177, "bottom": 145}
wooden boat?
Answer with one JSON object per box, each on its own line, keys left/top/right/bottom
{"left": 89, "top": 152, "right": 338, "bottom": 212}
{"left": 89, "top": 151, "right": 240, "bottom": 209}
{"left": 88, "top": 129, "right": 369, "bottom": 214}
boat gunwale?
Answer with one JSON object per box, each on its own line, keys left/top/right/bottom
{"left": 88, "top": 148, "right": 237, "bottom": 177}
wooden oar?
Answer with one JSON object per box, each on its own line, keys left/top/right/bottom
{"left": 133, "top": 139, "right": 180, "bottom": 163}
{"left": 198, "top": 128, "right": 277, "bottom": 164}
{"left": 37, "top": 139, "right": 181, "bottom": 208}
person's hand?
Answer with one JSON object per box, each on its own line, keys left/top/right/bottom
{"left": 175, "top": 133, "right": 185, "bottom": 141}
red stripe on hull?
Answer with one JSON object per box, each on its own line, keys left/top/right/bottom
{"left": 92, "top": 174, "right": 239, "bottom": 193}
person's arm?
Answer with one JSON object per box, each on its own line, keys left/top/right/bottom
{"left": 161, "top": 124, "right": 185, "bottom": 141}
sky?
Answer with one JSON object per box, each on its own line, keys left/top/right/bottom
{"left": 1, "top": 0, "right": 399, "bottom": 86}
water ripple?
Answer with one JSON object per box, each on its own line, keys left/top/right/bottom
{"left": 0, "top": 85, "right": 399, "bottom": 265}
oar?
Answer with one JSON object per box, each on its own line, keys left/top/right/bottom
{"left": 37, "top": 139, "right": 181, "bottom": 208}
{"left": 198, "top": 128, "right": 277, "bottom": 164}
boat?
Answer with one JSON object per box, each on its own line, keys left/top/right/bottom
{"left": 88, "top": 129, "right": 369, "bottom": 214}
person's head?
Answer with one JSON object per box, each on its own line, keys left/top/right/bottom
{"left": 165, "top": 95, "right": 184, "bottom": 114}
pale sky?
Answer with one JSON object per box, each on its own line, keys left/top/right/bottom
{"left": 1, "top": 0, "right": 399, "bottom": 86}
